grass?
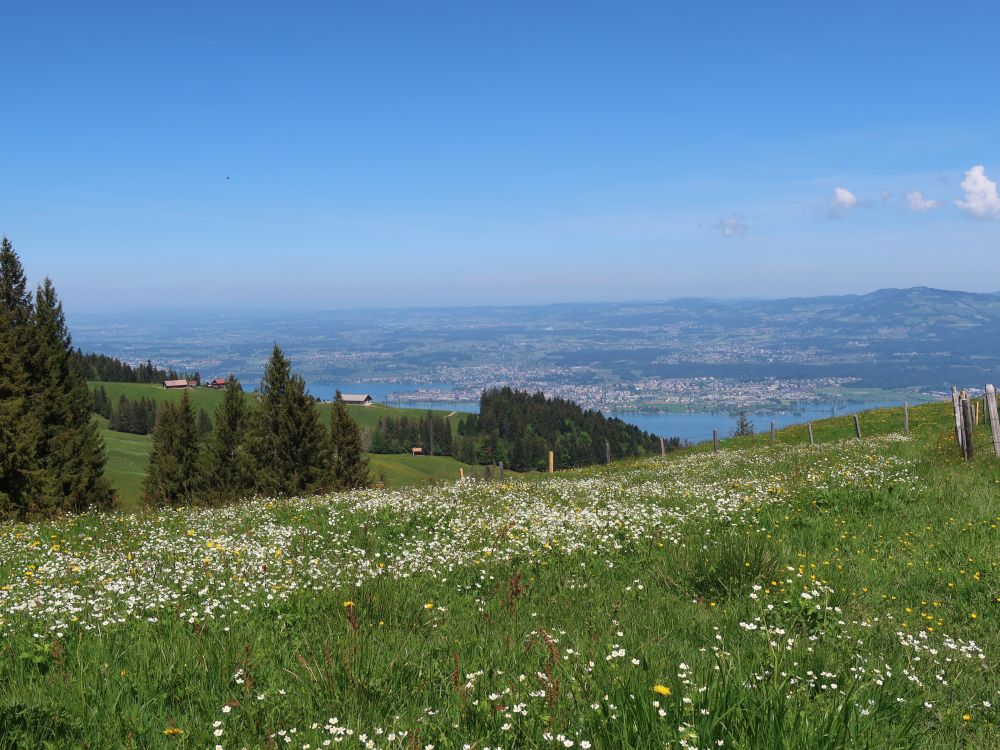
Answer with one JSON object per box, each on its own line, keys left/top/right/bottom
{"left": 2, "top": 399, "right": 997, "bottom": 748}
{"left": 88, "top": 381, "right": 466, "bottom": 433}
{"left": 98, "top": 423, "right": 154, "bottom": 510}
{"left": 91, "top": 382, "right": 473, "bottom": 509}
{"left": 369, "top": 454, "right": 513, "bottom": 487}
{"left": 99, "top": 427, "right": 490, "bottom": 511}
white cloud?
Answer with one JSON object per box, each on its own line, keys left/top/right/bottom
{"left": 955, "top": 164, "right": 1000, "bottom": 219}
{"left": 714, "top": 214, "right": 748, "bottom": 238}
{"left": 828, "top": 186, "right": 858, "bottom": 218}
{"left": 905, "top": 190, "right": 941, "bottom": 212}
{"left": 880, "top": 189, "right": 893, "bottom": 203}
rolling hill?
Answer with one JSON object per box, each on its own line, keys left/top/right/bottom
{"left": 3, "top": 398, "right": 996, "bottom": 748}
{"left": 90, "top": 382, "right": 478, "bottom": 508}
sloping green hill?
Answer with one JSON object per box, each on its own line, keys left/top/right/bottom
{"left": 98, "top": 422, "right": 154, "bottom": 507}
{"left": 91, "top": 381, "right": 473, "bottom": 508}
{"left": 89, "top": 381, "right": 464, "bottom": 432}
{"left": 98, "top": 425, "right": 493, "bottom": 510}
{"left": 369, "top": 453, "right": 508, "bottom": 486}
{"left": 3, "top": 399, "right": 999, "bottom": 747}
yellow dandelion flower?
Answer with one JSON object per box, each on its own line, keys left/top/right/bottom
{"left": 343, "top": 601, "right": 355, "bottom": 608}
{"left": 424, "top": 601, "right": 434, "bottom": 609}
{"left": 962, "top": 713, "right": 972, "bottom": 721}
{"left": 162, "top": 727, "right": 184, "bottom": 735}
{"left": 653, "top": 684, "right": 671, "bottom": 696}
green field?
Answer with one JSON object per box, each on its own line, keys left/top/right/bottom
{"left": 88, "top": 381, "right": 466, "bottom": 433}
{"left": 99, "top": 424, "right": 155, "bottom": 508}
{"left": 91, "top": 382, "right": 481, "bottom": 509}
{"left": 3, "top": 400, "right": 997, "bottom": 748}
{"left": 369, "top": 453, "right": 510, "bottom": 486}
{"left": 98, "top": 426, "right": 490, "bottom": 510}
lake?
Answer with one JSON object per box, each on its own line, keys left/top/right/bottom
{"left": 305, "top": 382, "right": 916, "bottom": 445}
{"left": 608, "top": 402, "right": 908, "bottom": 444}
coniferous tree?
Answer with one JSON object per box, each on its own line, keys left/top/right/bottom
{"left": 143, "top": 391, "right": 201, "bottom": 506}
{"left": 329, "top": 391, "right": 371, "bottom": 490}
{"left": 202, "top": 376, "right": 255, "bottom": 503}
{"left": 731, "top": 411, "right": 755, "bottom": 437}
{"left": 0, "top": 237, "right": 35, "bottom": 517}
{"left": 457, "top": 387, "right": 667, "bottom": 472}
{"left": 143, "top": 398, "right": 157, "bottom": 434}
{"left": 27, "top": 279, "right": 114, "bottom": 515}
{"left": 250, "top": 345, "right": 329, "bottom": 496}
{"left": 197, "top": 408, "right": 213, "bottom": 435}
{"left": 91, "top": 385, "right": 112, "bottom": 419}
{"left": 0, "top": 239, "right": 113, "bottom": 518}
{"left": 109, "top": 394, "right": 128, "bottom": 432}
{"left": 107, "top": 394, "right": 157, "bottom": 435}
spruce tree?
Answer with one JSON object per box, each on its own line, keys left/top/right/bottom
{"left": 197, "top": 408, "right": 213, "bottom": 435}
{"left": 251, "top": 345, "right": 329, "bottom": 496}
{"left": 27, "top": 279, "right": 114, "bottom": 515}
{"left": 92, "top": 385, "right": 112, "bottom": 419}
{"left": 732, "top": 410, "right": 755, "bottom": 437}
{"left": 202, "top": 376, "right": 255, "bottom": 503}
{"left": 330, "top": 393, "right": 371, "bottom": 490}
{"left": 0, "top": 237, "right": 34, "bottom": 517}
{"left": 143, "top": 392, "right": 202, "bottom": 506}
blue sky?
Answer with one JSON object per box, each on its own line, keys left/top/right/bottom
{"left": 2, "top": 1, "right": 999, "bottom": 310}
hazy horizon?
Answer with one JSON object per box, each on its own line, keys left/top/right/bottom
{"left": 56, "top": 284, "right": 998, "bottom": 319}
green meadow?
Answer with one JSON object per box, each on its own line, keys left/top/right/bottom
{"left": 1, "top": 400, "right": 997, "bottom": 749}
{"left": 88, "top": 381, "right": 464, "bottom": 431}
{"left": 90, "top": 382, "right": 482, "bottom": 509}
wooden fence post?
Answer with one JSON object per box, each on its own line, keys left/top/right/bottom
{"left": 605, "top": 440, "right": 611, "bottom": 464}
{"left": 498, "top": 461, "right": 504, "bottom": 481}
{"left": 659, "top": 437, "right": 665, "bottom": 456}
{"left": 975, "top": 400, "right": 981, "bottom": 426}
{"left": 903, "top": 401, "right": 909, "bottom": 434}
{"left": 770, "top": 421, "right": 775, "bottom": 446}
{"left": 985, "top": 384, "right": 1000, "bottom": 458}
{"left": 961, "top": 394, "right": 975, "bottom": 460}
{"left": 548, "top": 450, "right": 554, "bottom": 474}
{"left": 952, "top": 386, "right": 965, "bottom": 451}
{"left": 853, "top": 414, "right": 861, "bottom": 439}
{"left": 713, "top": 429, "right": 718, "bottom": 452}
{"left": 807, "top": 422, "right": 814, "bottom": 445}
{"left": 459, "top": 468, "right": 465, "bottom": 482}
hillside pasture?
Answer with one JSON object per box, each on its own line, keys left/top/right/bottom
{"left": 98, "top": 424, "right": 155, "bottom": 511}
{"left": 369, "top": 453, "right": 515, "bottom": 486}
{"left": 2, "top": 400, "right": 996, "bottom": 748}
{"left": 90, "top": 382, "right": 472, "bottom": 508}
{"left": 88, "top": 381, "right": 464, "bottom": 433}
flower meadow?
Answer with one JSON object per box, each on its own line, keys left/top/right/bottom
{"left": 0, "top": 403, "right": 997, "bottom": 749}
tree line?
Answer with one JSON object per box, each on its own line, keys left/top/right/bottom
{"left": 72, "top": 350, "right": 193, "bottom": 384}
{"left": 91, "top": 386, "right": 211, "bottom": 436}
{"left": 455, "top": 386, "right": 677, "bottom": 471}
{"left": 142, "top": 350, "right": 371, "bottom": 506}
{"left": 368, "top": 412, "right": 454, "bottom": 455}
{"left": 0, "top": 238, "right": 114, "bottom": 519}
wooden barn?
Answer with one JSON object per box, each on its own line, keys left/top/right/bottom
{"left": 339, "top": 393, "right": 374, "bottom": 406}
